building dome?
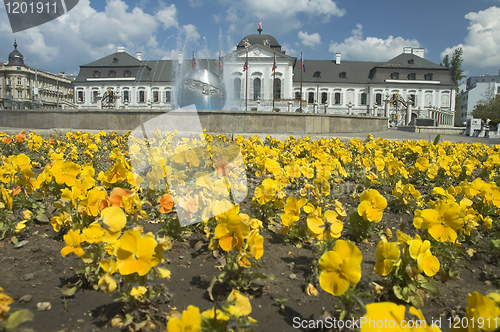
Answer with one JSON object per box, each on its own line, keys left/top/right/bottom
{"left": 237, "top": 34, "right": 281, "bottom": 51}
{"left": 8, "top": 41, "right": 25, "bottom": 66}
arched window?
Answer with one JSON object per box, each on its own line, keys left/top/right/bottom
{"left": 274, "top": 78, "right": 281, "bottom": 99}
{"left": 253, "top": 78, "right": 261, "bottom": 101}
{"left": 308, "top": 92, "right": 314, "bottom": 104}
{"left": 234, "top": 78, "right": 241, "bottom": 100}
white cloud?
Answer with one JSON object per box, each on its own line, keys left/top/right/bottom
{"left": 156, "top": 4, "right": 178, "bottom": 30}
{"left": 441, "top": 6, "right": 500, "bottom": 74}
{"left": 0, "top": 0, "right": 162, "bottom": 73}
{"left": 281, "top": 43, "right": 297, "bottom": 57}
{"left": 328, "top": 24, "right": 420, "bottom": 61}
{"left": 181, "top": 24, "right": 200, "bottom": 42}
{"left": 298, "top": 31, "right": 321, "bottom": 48}
{"left": 222, "top": 0, "right": 344, "bottom": 36}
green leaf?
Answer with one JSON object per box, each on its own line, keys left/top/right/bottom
{"left": 207, "top": 276, "right": 217, "bottom": 302}
{"left": 432, "top": 134, "right": 441, "bottom": 145}
{"left": 409, "top": 294, "right": 424, "bottom": 309}
{"left": 393, "top": 286, "right": 403, "bottom": 300}
{"left": 420, "top": 282, "right": 439, "bottom": 295}
{"left": 61, "top": 284, "right": 77, "bottom": 296}
{"left": 4, "top": 309, "right": 34, "bottom": 329}
{"left": 11, "top": 236, "right": 19, "bottom": 245}
{"left": 491, "top": 239, "right": 500, "bottom": 248}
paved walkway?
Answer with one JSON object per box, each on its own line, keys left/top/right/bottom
{"left": 1, "top": 127, "right": 499, "bottom": 146}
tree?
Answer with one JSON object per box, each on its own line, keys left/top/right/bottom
{"left": 472, "top": 94, "right": 500, "bottom": 124}
{"left": 441, "top": 47, "right": 465, "bottom": 86}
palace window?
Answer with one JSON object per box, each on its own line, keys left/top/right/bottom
{"left": 153, "top": 90, "right": 159, "bottom": 103}
{"left": 334, "top": 92, "right": 341, "bottom": 105}
{"left": 408, "top": 73, "right": 416, "bottom": 80}
{"left": 165, "top": 90, "right": 172, "bottom": 103}
{"left": 390, "top": 72, "right": 399, "bottom": 79}
{"left": 108, "top": 70, "right": 116, "bottom": 78}
{"left": 17, "top": 77, "right": 22, "bottom": 85}
{"left": 321, "top": 92, "right": 328, "bottom": 104}
{"left": 274, "top": 78, "right": 281, "bottom": 99}
{"left": 234, "top": 78, "right": 241, "bottom": 99}
{"left": 313, "top": 71, "right": 321, "bottom": 78}
{"left": 18, "top": 91, "right": 22, "bottom": 98}
{"left": 77, "top": 91, "right": 84, "bottom": 103}
{"left": 295, "top": 91, "right": 301, "bottom": 100}
{"left": 375, "top": 93, "right": 382, "bottom": 105}
{"left": 92, "top": 90, "right": 99, "bottom": 103}
{"left": 424, "top": 73, "right": 433, "bottom": 81}
{"left": 123, "top": 70, "right": 131, "bottom": 77}
{"left": 92, "top": 71, "right": 100, "bottom": 78}
{"left": 138, "top": 90, "right": 145, "bottom": 103}
{"left": 308, "top": 92, "right": 314, "bottom": 104}
{"left": 253, "top": 78, "right": 261, "bottom": 101}
{"left": 360, "top": 93, "right": 367, "bottom": 105}
{"left": 122, "top": 90, "right": 130, "bottom": 103}
{"left": 339, "top": 72, "right": 347, "bottom": 79}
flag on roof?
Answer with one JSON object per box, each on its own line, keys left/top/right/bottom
{"left": 272, "top": 52, "right": 277, "bottom": 71}
{"left": 300, "top": 52, "right": 307, "bottom": 73}
{"left": 258, "top": 21, "right": 262, "bottom": 30}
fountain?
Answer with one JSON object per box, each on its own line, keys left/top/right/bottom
{"left": 177, "top": 69, "right": 226, "bottom": 110}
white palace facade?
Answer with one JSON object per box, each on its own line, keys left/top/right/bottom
{"left": 73, "top": 29, "right": 456, "bottom": 126}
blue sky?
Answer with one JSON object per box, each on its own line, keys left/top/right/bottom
{"left": 1, "top": 0, "right": 500, "bottom": 80}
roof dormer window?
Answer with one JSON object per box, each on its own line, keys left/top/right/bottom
{"left": 108, "top": 70, "right": 116, "bottom": 78}
{"left": 313, "top": 71, "right": 321, "bottom": 78}
{"left": 390, "top": 72, "right": 399, "bottom": 79}
{"left": 123, "top": 70, "right": 131, "bottom": 77}
{"left": 408, "top": 59, "right": 414, "bottom": 64}
{"left": 92, "top": 71, "right": 100, "bottom": 78}
{"left": 339, "top": 72, "right": 347, "bottom": 78}
{"left": 408, "top": 73, "right": 416, "bottom": 80}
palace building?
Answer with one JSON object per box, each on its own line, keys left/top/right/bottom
{"left": 73, "top": 28, "right": 456, "bottom": 126}
{"left": 0, "top": 41, "right": 74, "bottom": 109}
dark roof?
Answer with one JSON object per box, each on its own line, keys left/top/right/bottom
{"left": 293, "top": 60, "right": 379, "bottom": 84}
{"left": 237, "top": 34, "right": 281, "bottom": 51}
{"left": 379, "top": 53, "right": 445, "bottom": 69}
{"left": 74, "top": 57, "right": 221, "bottom": 83}
{"left": 82, "top": 52, "right": 142, "bottom": 67}
{"left": 8, "top": 41, "right": 24, "bottom": 66}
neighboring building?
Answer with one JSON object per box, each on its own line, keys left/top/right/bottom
{"left": 0, "top": 41, "right": 74, "bottom": 109}
{"left": 73, "top": 28, "right": 456, "bottom": 126}
{"left": 458, "top": 72, "right": 500, "bottom": 126}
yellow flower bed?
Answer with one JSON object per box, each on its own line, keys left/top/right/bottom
{"left": 1, "top": 131, "right": 499, "bottom": 331}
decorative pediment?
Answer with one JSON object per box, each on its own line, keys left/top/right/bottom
{"left": 233, "top": 44, "right": 295, "bottom": 60}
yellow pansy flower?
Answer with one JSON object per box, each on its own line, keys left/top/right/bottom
{"left": 318, "top": 240, "right": 362, "bottom": 296}
{"left": 60, "top": 229, "right": 85, "bottom": 258}
{"left": 358, "top": 189, "right": 387, "bottom": 223}
{"left": 374, "top": 240, "right": 400, "bottom": 276}
{"left": 167, "top": 305, "right": 202, "bottom": 332}
{"left": 114, "top": 230, "right": 160, "bottom": 276}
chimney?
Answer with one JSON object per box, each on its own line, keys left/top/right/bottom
{"left": 136, "top": 52, "right": 143, "bottom": 61}
{"left": 335, "top": 53, "right": 341, "bottom": 65}
{"left": 412, "top": 48, "right": 424, "bottom": 58}
{"left": 178, "top": 52, "right": 184, "bottom": 64}
{"left": 117, "top": 46, "right": 126, "bottom": 53}
{"left": 403, "top": 47, "right": 412, "bottom": 54}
